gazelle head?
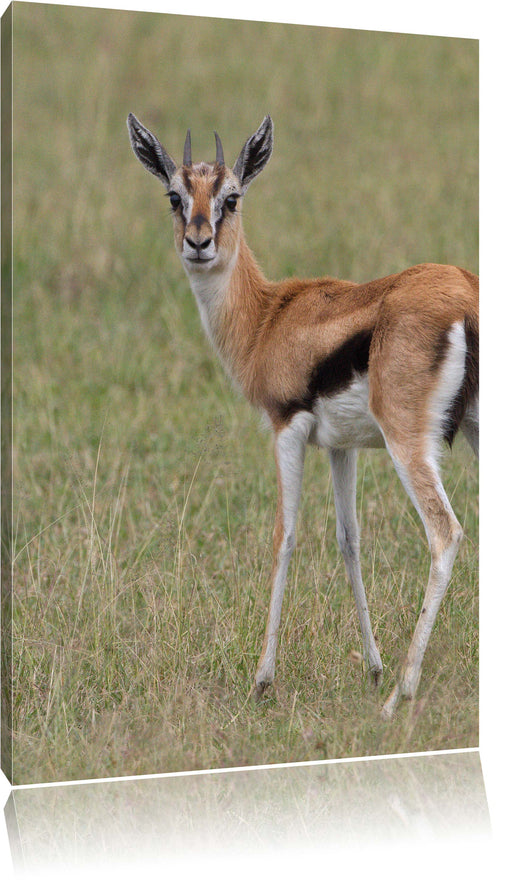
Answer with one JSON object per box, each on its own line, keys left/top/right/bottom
{"left": 127, "top": 114, "right": 273, "bottom": 275}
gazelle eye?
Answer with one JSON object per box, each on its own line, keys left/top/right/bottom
{"left": 168, "top": 191, "right": 181, "bottom": 210}
{"left": 225, "top": 195, "right": 238, "bottom": 212}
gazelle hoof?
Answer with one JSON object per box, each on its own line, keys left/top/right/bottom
{"left": 369, "top": 665, "right": 383, "bottom": 688}
{"left": 253, "top": 678, "right": 272, "bottom": 700}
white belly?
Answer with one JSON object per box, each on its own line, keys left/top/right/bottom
{"left": 310, "top": 373, "right": 385, "bottom": 450}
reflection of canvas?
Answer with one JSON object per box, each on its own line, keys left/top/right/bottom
{"left": 6, "top": 753, "right": 490, "bottom": 873}
{"left": 2, "top": 2, "right": 478, "bottom": 786}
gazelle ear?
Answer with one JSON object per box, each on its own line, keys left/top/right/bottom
{"left": 233, "top": 115, "right": 273, "bottom": 192}
{"left": 127, "top": 113, "right": 177, "bottom": 187}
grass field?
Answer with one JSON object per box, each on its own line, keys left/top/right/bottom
{"left": 9, "top": 4, "right": 478, "bottom": 784}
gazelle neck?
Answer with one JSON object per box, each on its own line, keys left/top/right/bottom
{"left": 184, "top": 231, "right": 272, "bottom": 389}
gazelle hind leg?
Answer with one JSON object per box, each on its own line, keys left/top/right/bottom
{"left": 254, "top": 414, "right": 311, "bottom": 696}
{"left": 329, "top": 448, "right": 382, "bottom": 683}
{"left": 368, "top": 318, "right": 470, "bottom": 716}
{"left": 381, "top": 451, "right": 463, "bottom": 718}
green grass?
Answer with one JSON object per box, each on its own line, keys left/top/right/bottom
{"left": 10, "top": 4, "right": 478, "bottom": 784}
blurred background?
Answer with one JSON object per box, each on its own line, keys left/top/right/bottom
{"left": 10, "top": 3, "right": 478, "bottom": 784}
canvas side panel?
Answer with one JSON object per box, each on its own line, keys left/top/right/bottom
{"left": 1, "top": 2, "right": 13, "bottom": 785}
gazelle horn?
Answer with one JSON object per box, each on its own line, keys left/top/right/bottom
{"left": 183, "top": 129, "right": 192, "bottom": 166}
{"left": 214, "top": 131, "right": 224, "bottom": 166}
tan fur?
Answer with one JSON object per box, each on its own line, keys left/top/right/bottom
{"left": 369, "top": 266, "right": 478, "bottom": 460}
{"left": 173, "top": 168, "right": 478, "bottom": 712}
{"left": 128, "top": 114, "right": 479, "bottom": 714}
{"left": 167, "top": 160, "right": 478, "bottom": 433}
{"left": 205, "top": 231, "right": 479, "bottom": 441}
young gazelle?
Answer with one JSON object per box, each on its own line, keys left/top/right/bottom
{"left": 127, "top": 113, "right": 478, "bottom": 717}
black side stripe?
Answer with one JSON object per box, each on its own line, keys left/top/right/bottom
{"left": 275, "top": 330, "right": 373, "bottom": 422}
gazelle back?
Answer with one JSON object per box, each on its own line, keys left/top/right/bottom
{"left": 127, "top": 114, "right": 478, "bottom": 718}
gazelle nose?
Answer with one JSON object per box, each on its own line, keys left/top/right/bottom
{"left": 185, "top": 235, "right": 212, "bottom": 252}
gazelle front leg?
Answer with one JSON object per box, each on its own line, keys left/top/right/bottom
{"left": 329, "top": 448, "right": 383, "bottom": 684}
{"left": 254, "top": 415, "right": 310, "bottom": 696}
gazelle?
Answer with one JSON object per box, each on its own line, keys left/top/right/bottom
{"left": 127, "top": 113, "right": 478, "bottom": 717}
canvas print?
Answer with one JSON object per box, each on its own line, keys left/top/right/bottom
{"left": 1, "top": 2, "right": 478, "bottom": 785}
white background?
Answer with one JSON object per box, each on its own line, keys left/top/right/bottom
{"left": 1, "top": 0, "right": 510, "bottom": 879}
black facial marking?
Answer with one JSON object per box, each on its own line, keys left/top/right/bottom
{"left": 167, "top": 194, "right": 185, "bottom": 224}
{"left": 182, "top": 167, "right": 191, "bottom": 189}
{"left": 214, "top": 194, "right": 240, "bottom": 243}
{"left": 214, "top": 214, "right": 224, "bottom": 246}
{"left": 191, "top": 213, "right": 208, "bottom": 230}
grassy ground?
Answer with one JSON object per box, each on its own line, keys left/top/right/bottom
{"left": 9, "top": 4, "right": 478, "bottom": 784}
